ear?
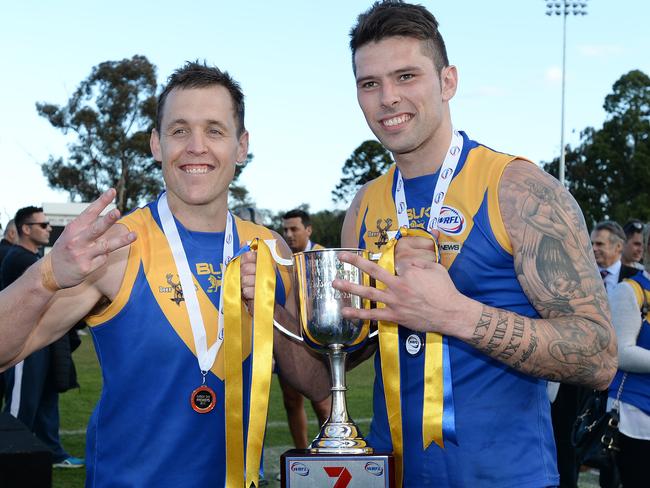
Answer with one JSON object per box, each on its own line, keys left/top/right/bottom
{"left": 236, "top": 130, "right": 249, "bottom": 164}
{"left": 441, "top": 65, "right": 458, "bottom": 102}
{"left": 150, "top": 129, "right": 163, "bottom": 163}
{"left": 306, "top": 225, "right": 313, "bottom": 238}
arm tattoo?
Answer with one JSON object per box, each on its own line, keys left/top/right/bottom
{"left": 479, "top": 162, "right": 617, "bottom": 389}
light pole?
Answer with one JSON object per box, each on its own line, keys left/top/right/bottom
{"left": 545, "top": 1, "right": 588, "bottom": 186}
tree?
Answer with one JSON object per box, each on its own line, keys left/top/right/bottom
{"left": 543, "top": 70, "right": 650, "bottom": 226}
{"left": 37, "top": 55, "right": 160, "bottom": 213}
{"left": 332, "top": 140, "right": 393, "bottom": 204}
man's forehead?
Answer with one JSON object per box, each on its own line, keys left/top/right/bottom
{"left": 354, "top": 37, "right": 433, "bottom": 76}
{"left": 161, "top": 86, "right": 234, "bottom": 124}
{"left": 283, "top": 217, "right": 305, "bottom": 228}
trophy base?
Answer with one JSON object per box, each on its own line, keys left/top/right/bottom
{"left": 280, "top": 449, "right": 394, "bottom": 487}
{"left": 309, "top": 421, "right": 373, "bottom": 454}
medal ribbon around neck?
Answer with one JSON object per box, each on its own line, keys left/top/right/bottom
{"left": 223, "top": 238, "right": 276, "bottom": 488}
{"left": 158, "top": 192, "right": 234, "bottom": 377}
{"left": 378, "top": 130, "right": 461, "bottom": 484}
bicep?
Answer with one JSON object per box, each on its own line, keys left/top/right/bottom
{"left": 499, "top": 161, "right": 609, "bottom": 323}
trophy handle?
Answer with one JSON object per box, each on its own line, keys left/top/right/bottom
{"left": 273, "top": 319, "right": 304, "bottom": 342}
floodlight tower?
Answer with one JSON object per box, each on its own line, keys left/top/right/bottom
{"left": 545, "top": 0, "right": 588, "bottom": 186}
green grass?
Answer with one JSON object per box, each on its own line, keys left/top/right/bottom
{"left": 56, "top": 335, "right": 600, "bottom": 488}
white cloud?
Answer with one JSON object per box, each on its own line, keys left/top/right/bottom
{"left": 578, "top": 44, "right": 624, "bottom": 57}
{"left": 545, "top": 66, "right": 563, "bottom": 84}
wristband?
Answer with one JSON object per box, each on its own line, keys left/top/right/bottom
{"left": 41, "top": 253, "right": 61, "bottom": 292}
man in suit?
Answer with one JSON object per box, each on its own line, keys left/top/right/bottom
{"left": 591, "top": 220, "right": 638, "bottom": 293}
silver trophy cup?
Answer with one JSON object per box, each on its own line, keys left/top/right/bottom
{"left": 293, "top": 248, "right": 373, "bottom": 454}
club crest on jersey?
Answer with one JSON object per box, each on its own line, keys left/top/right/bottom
{"left": 367, "top": 218, "right": 394, "bottom": 248}
{"left": 437, "top": 206, "right": 466, "bottom": 235}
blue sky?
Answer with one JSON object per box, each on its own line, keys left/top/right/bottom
{"left": 0, "top": 0, "right": 647, "bottom": 228}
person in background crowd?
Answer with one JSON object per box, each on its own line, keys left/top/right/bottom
{"left": 0, "top": 218, "right": 18, "bottom": 409}
{"left": 591, "top": 220, "right": 639, "bottom": 293}
{"left": 608, "top": 229, "right": 650, "bottom": 487}
{"left": 622, "top": 220, "right": 645, "bottom": 270}
{"left": 279, "top": 209, "right": 331, "bottom": 450}
{"left": 1, "top": 207, "right": 83, "bottom": 468}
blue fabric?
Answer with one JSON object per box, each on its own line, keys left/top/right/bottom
{"left": 609, "top": 272, "right": 650, "bottom": 415}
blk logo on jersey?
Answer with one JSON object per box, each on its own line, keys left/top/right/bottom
{"left": 437, "top": 206, "right": 466, "bottom": 235}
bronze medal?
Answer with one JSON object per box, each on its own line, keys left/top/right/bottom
{"left": 191, "top": 385, "right": 216, "bottom": 413}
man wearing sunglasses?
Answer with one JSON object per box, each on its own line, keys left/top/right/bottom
{"left": 1, "top": 206, "right": 83, "bottom": 469}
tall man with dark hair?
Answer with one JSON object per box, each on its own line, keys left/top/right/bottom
{"left": 1, "top": 207, "right": 82, "bottom": 468}
{"left": 0, "top": 62, "right": 327, "bottom": 487}
{"left": 279, "top": 209, "right": 331, "bottom": 450}
{"left": 330, "top": 2, "right": 617, "bottom": 486}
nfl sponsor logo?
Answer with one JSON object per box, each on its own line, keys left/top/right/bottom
{"left": 437, "top": 206, "right": 466, "bottom": 235}
{"left": 397, "top": 179, "right": 403, "bottom": 191}
{"left": 450, "top": 145, "right": 460, "bottom": 155}
{"left": 441, "top": 167, "right": 453, "bottom": 179}
{"left": 365, "top": 461, "right": 384, "bottom": 476}
{"left": 398, "top": 201, "right": 406, "bottom": 213}
{"left": 434, "top": 191, "right": 444, "bottom": 204}
{"left": 290, "top": 462, "right": 309, "bottom": 476}
{"left": 218, "top": 328, "right": 224, "bottom": 340}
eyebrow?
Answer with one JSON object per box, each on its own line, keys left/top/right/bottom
{"left": 165, "top": 118, "right": 229, "bottom": 131}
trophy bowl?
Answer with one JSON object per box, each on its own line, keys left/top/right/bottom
{"left": 293, "top": 248, "right": 373, "bottom": 454}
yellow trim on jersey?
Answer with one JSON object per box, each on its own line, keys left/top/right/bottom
{"left": 85, "top": 209, "right": 147, "bottom": 327}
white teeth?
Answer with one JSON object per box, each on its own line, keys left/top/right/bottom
{"left": 183, "top": 166, "right": 209, "bottom": 174}
{"left": 383, "top": 114, "right": 411, "bottom": 127}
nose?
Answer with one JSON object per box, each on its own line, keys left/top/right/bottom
{"left": 186, "top": 131, "right": 208, "bottom": 155}
{"left": 380, "top": 82, "right": 401, "bottom": 108}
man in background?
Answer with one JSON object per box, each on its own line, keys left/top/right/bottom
{"left": 0, "top": 219, "right": 17, "bottom": 408}
{"left": 622, "top": 219, "right": 644, "bottom": 270}
{"left": 591, "top": 220, "right": 639, "bottom": 293}
{"left": 1, "top": 207, "right": 82, "bottom": 468}
{"left": 280, "top": 209, "right": 331, "bottom": 449}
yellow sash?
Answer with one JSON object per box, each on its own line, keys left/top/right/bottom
{"left": 377, "top": 227, "right": 445, "bottom": 487}
{"left": 224, "top": 239, "right": 276, "bottom": 488}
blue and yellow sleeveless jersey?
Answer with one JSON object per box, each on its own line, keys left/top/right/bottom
{"left": 83, "top": 197, "right": 291, "bottom": 488}
{"left": 609, "top": 272, "right": 650, "bottom": 414}
{"left": 356, "top": 132, "right": 558, "bottom": 487}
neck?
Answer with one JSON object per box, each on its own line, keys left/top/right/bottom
{"left": 18, "top": 237, "right": 39, "bottom": 253}
{"left": 165, "top": 192, "right": 229, "bottom": 232}
{"left": 394, "top": 118, "right": 453, "bottom": 179}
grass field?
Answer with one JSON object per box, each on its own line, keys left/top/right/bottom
{"left": 55, "top": 335, "right": 600, "bottom": 487}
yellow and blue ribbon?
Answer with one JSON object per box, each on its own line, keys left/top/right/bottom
{"left": 223, "top": 239, "right": 276, "bottom": 488}
{"left": 376, "top": 227, "right": 456, "bottom": 487}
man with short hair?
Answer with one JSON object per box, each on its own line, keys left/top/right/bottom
{"left": 0, "top": 62, "right": 327, "bottom": 487}
{"left": 591, "top": 220, "right": 639, "bottom": 293}
{"left": 279, "top": 209, "right": 331, "bottom": 450}
{"left": 622, "top": 219, "right": 645, "bottom": 270}
{"left": 1, "top": 207, "right": 82, "bottom": 468}
{"left": 0, "top": 218, "right": 17, "bottom": 409}
{"left": 331, "top": 2, "right": 617, "bottom": 486}
{"left": 0, "top": 219, "right": 17, "bottom": 266}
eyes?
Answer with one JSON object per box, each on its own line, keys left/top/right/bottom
{"left": 169, "top": 126, "right": 225, "bottom": 137}
{"left": 358, "top": 73, "right": 416, "bottom": 90}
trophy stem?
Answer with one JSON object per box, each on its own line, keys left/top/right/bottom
{"left": 309, "top": 344, "right": 373, "bottom": 454}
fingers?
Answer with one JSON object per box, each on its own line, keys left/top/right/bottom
{"left": 332, "top": 277, "right": 388, "bottom": 303}
{"left": 239, "top": 250, "right": 257, "bottom": 301}
{"left": 397, "top": 235, "right": 437, "bottom": 250}
{"left": 76, "top": 188, "right": 117, "bottom": 226}
{"left": 337, "top": 251, "right": 398, "bottom": 286}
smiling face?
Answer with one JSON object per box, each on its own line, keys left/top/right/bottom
{"left": 354, "top": 36, "right": 457, "bottom": 171}
{"left": 622, "top": 231, "right": 644, "bottom": 265}
{"left": 150, "top": 85, "right": 248, "bottom": 218}
{"left": 591, "top": 229, "right": 623, "bottom": 268}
